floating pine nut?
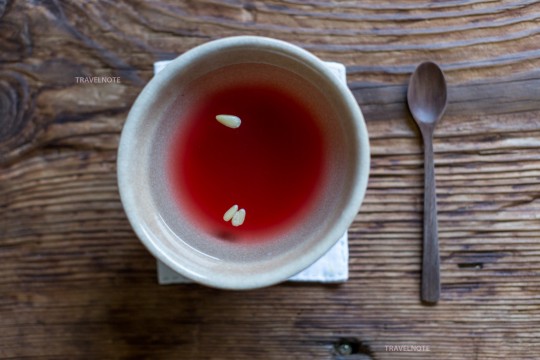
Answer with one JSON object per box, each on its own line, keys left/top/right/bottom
{"left": 231, "top": 208, "right": 246, "bottom": 227}
{"left": 216, "top": 114, "right": 241, "bottom": 129}
{"left": 223, "top": 204, "right": 238, "bottom": 222}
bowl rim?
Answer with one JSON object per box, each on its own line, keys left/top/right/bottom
{"left": 117, "top": 35, "right": 370, "bottom": 290}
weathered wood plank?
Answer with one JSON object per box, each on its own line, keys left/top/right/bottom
{"left": 2, "top": 0, "right": 540, "bottom": 359}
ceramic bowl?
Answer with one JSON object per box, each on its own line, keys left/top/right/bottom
{"left": 117, "top": 36, "right": 370, "bottom": 289}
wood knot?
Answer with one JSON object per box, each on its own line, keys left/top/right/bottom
{"left": 0, "top": 11, "right": 32, "bottom": 62}
{"left": 0, "top": 0, "right": 10, "bottom": 19}
{"left": 0, "top": 71, "right": 35, "bottom": 164}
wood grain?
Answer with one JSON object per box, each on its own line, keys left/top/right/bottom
{"left": 2, "top": 0, "right": 540, "bottom": 359}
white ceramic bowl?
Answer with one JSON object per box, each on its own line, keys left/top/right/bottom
{"left": 117, "top": 36, "right": 370, "bottom": 289}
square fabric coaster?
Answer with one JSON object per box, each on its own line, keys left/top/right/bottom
{"left": 154, "top": 60, "right": 349, "bottom": 284}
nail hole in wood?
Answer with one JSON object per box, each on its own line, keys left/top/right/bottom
{"left": 334, "top": 338, "right": 374, "bottom": 358}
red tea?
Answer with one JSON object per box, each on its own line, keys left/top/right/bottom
{"left": 168, "top": 83, "right": 325, "bottom": 241}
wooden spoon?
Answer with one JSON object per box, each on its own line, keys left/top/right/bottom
{"left": 407, "top": 61, "right": 448, "bottom": 303}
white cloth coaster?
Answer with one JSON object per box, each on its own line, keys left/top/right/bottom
{"left": 154, "top": 59, "right": 349, "bottom": 284}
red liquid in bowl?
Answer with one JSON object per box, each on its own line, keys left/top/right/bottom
{"left": 168, "top": 83, "right": 325, "bottom": 241}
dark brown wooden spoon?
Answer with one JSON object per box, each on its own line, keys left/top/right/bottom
{"left": 407, "top": 61, "right": 448, "bottom": 304}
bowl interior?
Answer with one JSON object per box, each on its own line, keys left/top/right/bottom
{"left": 118, "top": 37, "right": 368, "bottom": 289}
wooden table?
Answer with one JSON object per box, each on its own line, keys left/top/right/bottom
{"left": 2, "top": 1, "right": 539, "bottom": 358}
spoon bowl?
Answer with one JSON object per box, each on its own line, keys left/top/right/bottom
{"left": 408, "top": 61, "right": 448, "bottom": 127}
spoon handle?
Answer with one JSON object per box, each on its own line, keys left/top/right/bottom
{"left": 421, "top": 131, "right": 440, "bottom": 303}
